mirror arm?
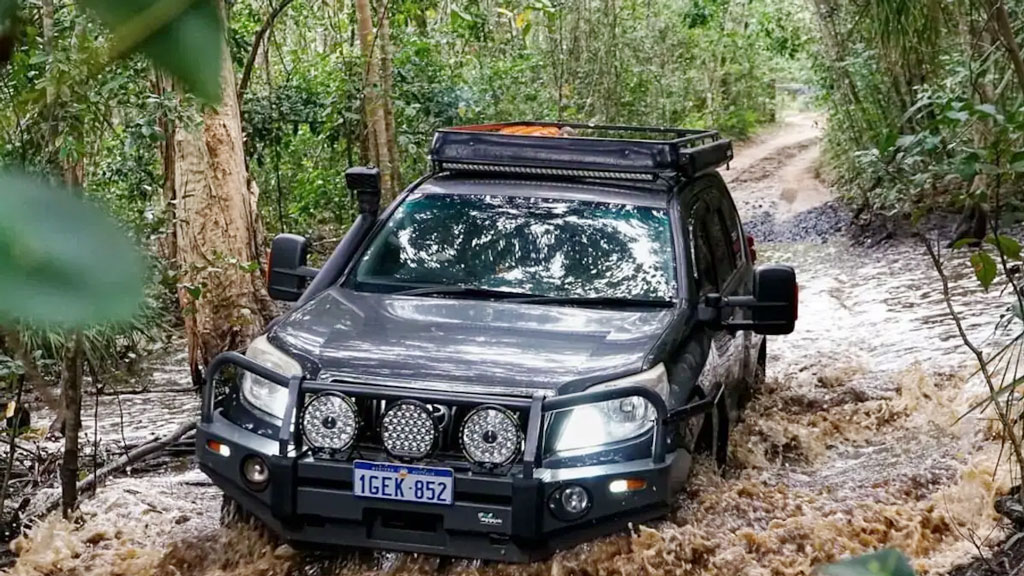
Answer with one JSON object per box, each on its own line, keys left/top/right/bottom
{"left": 698, "top": 293, "right": 793, "bottom": 329}
{"left": 271, "top": 266, "right": 321, "bottom": 280}
{"left": 702, "top": 293, "right": 790, "bottom": 310}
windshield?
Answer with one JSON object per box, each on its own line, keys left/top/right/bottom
{"left": 349, "top": 192, "right": 677, "bottom": 302}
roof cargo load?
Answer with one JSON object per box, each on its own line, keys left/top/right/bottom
{"left": 430, "top": 121, "right": 734, "bottom": 182}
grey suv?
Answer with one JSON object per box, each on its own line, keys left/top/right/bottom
{"left": 196, "top": 122, "right": 798, "bottom": 562}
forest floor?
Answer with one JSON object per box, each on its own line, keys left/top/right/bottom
{"left": 3, "top": 114, "right": 1021, "bottom": 576}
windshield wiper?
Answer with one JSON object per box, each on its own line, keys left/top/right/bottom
{"left": 508, "top": 295, "right": 675, "bottom": 308}
{"left": 396, "top": 285, "right": 541, "bottom": 299}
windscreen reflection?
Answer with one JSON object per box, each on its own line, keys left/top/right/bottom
{"left": 352, "top": 193, "right": 677, "bottom": 302}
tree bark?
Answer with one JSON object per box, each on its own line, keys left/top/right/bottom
{"left": 155, "top": 69, "right": 177, "bottom": 264}
{"left": 355, "top": 0, "right": 394, "bottom": 199}
{"left": 174, "top": 3, "right": 272, "bottom": 386}
{"left": 59, "top": 333, "right": 82, "bottom": 519}
{"left": 988, "top": 0, "right": 1024, "bottom": 95}
{"left": 378, "top": 2, "right": 401, "bottom": 194}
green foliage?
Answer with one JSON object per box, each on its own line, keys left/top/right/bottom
{"left": 818, "top": 549, "right": 916, "bottom": 576}
{"left": 0, "top": 172, "right": 145, "bottom": 327}
{"left": 80, "top": 0, "right": 224, "bottom": 103}
{"left": 813, "top": 0, "right": 1024, "bottom": 218}
{"left": 0, "top": 0, "right": 225, "bottom": 333}
{"left": 239, "top": 0, "right": 815, "bottom": 238}
{"left": 970, "top": 251, "right": 998, "bottom": 290}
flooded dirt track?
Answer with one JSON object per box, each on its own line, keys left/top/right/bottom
{"left": 6, "top": 115, "right": 1019, "bottom": 576}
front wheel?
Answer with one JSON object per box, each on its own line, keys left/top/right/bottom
{"left": 740, "top": 341, "right": 767, "bottom": 411}
{"left": 753, "top": 341, "right": 766, "bottom": 391}
{"left": 696, "top": 400, "right": 730, "bottom": 472}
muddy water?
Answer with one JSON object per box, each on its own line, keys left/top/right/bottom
{"left": 7, "top": 118, "right": 1020, "bottom": 576}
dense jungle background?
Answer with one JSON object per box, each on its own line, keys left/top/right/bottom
{"left": 5, "top": 0, "right": 1024, "bottom": 574}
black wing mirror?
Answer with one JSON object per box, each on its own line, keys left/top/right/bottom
{"left": 267, "top": 234, "right": 320, "bottom": 302}
{"left": 750, "top": 265, "right": 798, "bottom": 335}
{"left": 698, "top": 264, "right": 798, "bottom": 335}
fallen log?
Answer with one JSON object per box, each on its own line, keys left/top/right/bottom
{"left": 77, "top": 420, "right": 197, "bottom": 497}
{"left": 23, "top": 419, "right": 197, "bottom": 522}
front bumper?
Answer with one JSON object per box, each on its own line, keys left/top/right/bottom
{"left": 198, "top": 352, "right": 706, "bottom": 562}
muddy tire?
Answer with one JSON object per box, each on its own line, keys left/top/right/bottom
{"left": 220, "top": 495, "right": 255, "bottom": 528}
{"left": 696, "top": 399, "right": 730, "bottom": 472}
{"left": 739, "top": 342, "right": 767, "bottom": 412}
{"left": 754, "top": 341, "right": 767, "bottom": 390}
{"left": 669, "top": 398, "right": 704, "bottom": 493}
{"left": 710, "top": 403, "right": 729, "bottom": 470}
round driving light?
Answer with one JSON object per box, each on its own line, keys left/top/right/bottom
{"left": 301, "top": 392, "right": 359, "bottom": 451}
{"left": 460, "top": 405, "right": 523, "bottom": 468}
{"left": 549, "top": 484, "right": 591, "bottom": 519}
{"left": 380, "top": 400, "right": 437, "bottom": 460}
{"left": 561, "top": 485, "right": 590, "bottom": 514}
{"left": 242, "top": 456, "right": 270, "bottom": 490}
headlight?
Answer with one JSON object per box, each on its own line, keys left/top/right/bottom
{"left": 240, "top": 335, "right": 302, "bottom": 421}
{"left": 550, "top": 364, "right": 669, "bottom": 454}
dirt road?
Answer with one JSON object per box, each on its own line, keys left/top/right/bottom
{"left": 6, "top": 115, "right": 1015, "bottom": 576}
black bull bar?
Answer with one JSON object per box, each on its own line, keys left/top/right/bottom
{"left": 201, "top": 352, "right": 719, "bottom": 476}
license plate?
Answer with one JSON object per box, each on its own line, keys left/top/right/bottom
{"left": 353, "top": 460, "right": 454, "bottom": 505}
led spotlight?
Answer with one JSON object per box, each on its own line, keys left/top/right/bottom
{"left": 460, "top": 405, "right": 522, "bottom": 468}
{"left": 301, "top": 392, "right": 359, "bottom": 451}
{"left": 380, "top": 400, "right": 438, "bottom": 460}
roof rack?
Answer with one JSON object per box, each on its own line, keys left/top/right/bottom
{"left": 430, "top": 121, "right": 733, "bottom": 182}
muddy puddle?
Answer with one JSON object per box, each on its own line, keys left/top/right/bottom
{"left": 6, "top": 117, "right": 1021, "bottom": 575}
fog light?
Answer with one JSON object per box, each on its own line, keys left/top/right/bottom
{"left": 561, "top": 486, "right": 589, "bottom": 513}
{"left": 549, "top": 484, "right": 591, "bottom": 520}
{"left": 242, "top": 456, "right": 270, "bottom": 490}
{"left": 609, "top": 478, "right": 647, "bottom": 493}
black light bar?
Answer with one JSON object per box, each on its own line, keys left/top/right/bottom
{"left": 436, "top": 162, "right": 658, "bottom": 182}
{"left": 430, "top": 121, "right": 734, "bottom": 182}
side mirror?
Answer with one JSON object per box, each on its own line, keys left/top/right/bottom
{"left": 267, "top": 234, "right": 319, "bottom": 302}
{"left": 346, "top": 166, "right": 381, "bottom": 217}
{"left": 751, "top": 265, "right": 797, "bottom": 335}
{"left": 698, "top": 264, "right": 798, "bottom": 335}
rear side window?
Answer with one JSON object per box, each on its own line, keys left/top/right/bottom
{"left": 687, "top": 200, "right": 719, "bottom": 295}
{"left": 717, "top": 199, "right": 745, "bottom": 267}
{"left": 704, "top": 213, "right": 736, "bottom": 286}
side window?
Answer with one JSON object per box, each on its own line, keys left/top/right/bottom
{"left": 687, "top": 200, "right": 718, "bottom": 295}
{"left": 717, "top": 197, "right": 746, "bottom": 266}
{"left": 704, "top": 211, "right": 736, "bottom": 286}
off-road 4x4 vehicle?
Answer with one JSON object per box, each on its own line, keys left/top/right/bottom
{"left": 197, "top": 122, "right": 798, "bottom": 562}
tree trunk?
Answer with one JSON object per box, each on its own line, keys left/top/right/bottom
{"left": 155, "top": 69, "right": 177, "bottom": 264}
{"left": 378, "top": 2, "right": 401, "bottom": 194}
{"left": 173, "top": 3, "right": 272, "bottom": 386}
{"left": 988, "top": 0, "right": 1024, "bottom": 95}
{"left": 355, "top": 0, "right": 394, "bottom": 200}
{"left": 59, "top": 333, "right": 82, "bottom": 519}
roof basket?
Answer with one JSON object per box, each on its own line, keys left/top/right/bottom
{"left": 430, "top": 121, "right": 733, "bottom": 182}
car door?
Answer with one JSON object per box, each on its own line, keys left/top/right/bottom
{"left": 702, "top": 184, "right": 755, "bottom": 409}
{"left": 686, "top": 181, "right": 748, "bottom": 419}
